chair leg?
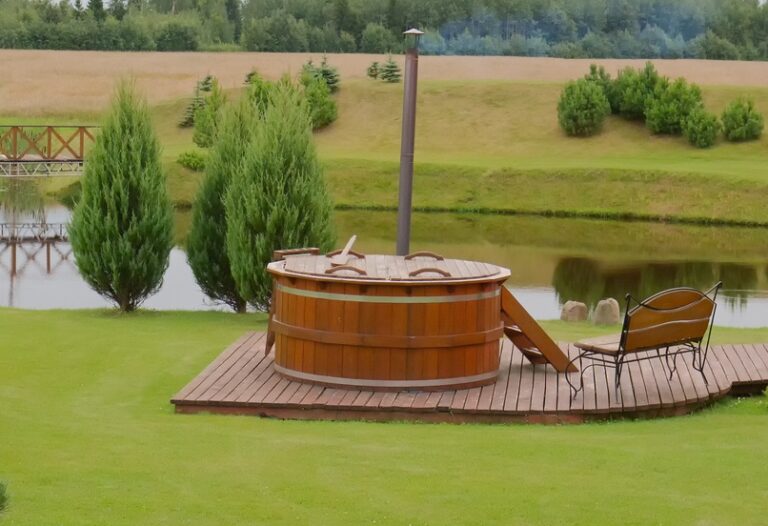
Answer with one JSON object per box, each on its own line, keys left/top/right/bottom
{"left": 614, "top": 358, "right": 621, "bottom": 398}
{"left": 692, "top": 348, "right": 709, "bottom": 386}
{"left": 566, "top": 351, "right": 588, "bottom": 401}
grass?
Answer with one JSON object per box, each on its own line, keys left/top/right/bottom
{"left": 20, "top": 78, "right": 768, "bottom": 226}
{"left": 1, "top": 308, "right": 767, "bottom": 525}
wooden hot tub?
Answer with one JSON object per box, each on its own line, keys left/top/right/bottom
{"left": 266, "top": 249, "right": 511, "bottom": 390}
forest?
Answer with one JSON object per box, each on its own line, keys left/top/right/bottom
{"left": 1, "top": 0, "right": 768, "bottom": 60}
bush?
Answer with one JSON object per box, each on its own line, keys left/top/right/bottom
{"left": 176, "top": 150, "right": 207, "bottom": 171}
{"left": 193, "top": 78, "right": 225, "bottom": 148}
{"left": 721, "top": 99, "right": 764, "bottom": 142}
{"left": 379, "top": 56, "right": 401, "bottom": 83}
{"left": 187, "top": 99, "right": 256, "bottom": 313}
{"left": 360, "top": 22, "right": 398, "bottom": 53}
{"left": 225, "top": 82, "right": 335, "bottom": 310}
{"left": 615, "top": 62, "right": 663, "bottom": 120}
{"left": 683, "top": 108, "right": 721, "bottom": 148}
{"left": 645, "top": 78, "right": 703, "bottom": 135}
{"left": 584, "top": 64, "right": 619, "bottom": 114}
{"left": 246, "top": 71, "right": 273, "bottom": 114}
{"left": 69, "top": 82, "right": 173, "bottom": 312}
{"left": 301, "top": 56, "right": 340, "bottom": 93}
{"left": 367, "top": 61, "right": 380, "bottom": 79}
{"left": 155, "top": 20, "right": 200, "bottom": 51}
{"left": 557, "top": 78, "right": 611, "bottom": 137}
{"left": 303, "top": 75, "right": 337, "bottom": 129}
{"left": 0, "top": 481, "right": 7, "bottom": 513}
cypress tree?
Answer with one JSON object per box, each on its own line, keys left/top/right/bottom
{"left": 186, "top": 98, "right": 256, "bottom": 313}
{"left": 69, "top": 81, "right": 173, "bottom": 312}
{"left": 225, "top": 82, "right": 335, "bottom": 310}
{"left": 193, "top": 78, "right": 225, "bottom": 148}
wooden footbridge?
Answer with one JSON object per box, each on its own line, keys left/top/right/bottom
{"left": 0, "top": 125, "right": 96, "bottom": 177}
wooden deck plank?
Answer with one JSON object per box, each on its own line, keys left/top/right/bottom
{"left": 184, "top": 332, "right": 264, "bottom": 401}
{"left": 543, "top": 359, "right": 559, "bottom": 414}
{"left": 645, "top": 350, "right": 676, "bottom": 409}
{"left": 737, "top": 344, "right": 768, "bottom": 379}
{"left": 501, "top": 343, "right": 521, "bottom": 412}
{"left": 173, "top": 331, "right": 260, "bottom": 400}
{"left": 706, "top": 351, "right": 732, "bottom": 394}
{"left": 208, "top": 349, "right": 268, "bottom": 402}
{"left": 463, "top": 386, "right": 483, "bottom": 413}
{"left": 626, "top": 357, "right": 650, "bottom": 411}
{"left": 491, "top": 343, "right": 513, "bottom": 412}
{"left": 173, "top": 332, "right": 768, "bottom": 424}
{"left": 721, "top": 344, "right": 753, "bottom": 383}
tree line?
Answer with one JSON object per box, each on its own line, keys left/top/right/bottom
{"left": 2, "top": 0, "right": 768, "bottom": 60}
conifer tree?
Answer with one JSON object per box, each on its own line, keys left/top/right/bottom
{"left": 193, "top": 78, "right": 225, "bottom": 148}
{"left": 225, "top": 82, "right": 335, "bottom": 310}
{"left": 187, "top": 98, "right": 257, "bottom": 313}
{"left": 379, "top": 55, "right": 401, "bottom": 83}
{"left": 69, "top": 82, "right": 173, "bottom": 312}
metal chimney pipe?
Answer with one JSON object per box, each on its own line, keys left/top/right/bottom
{"left": 396, "top": 28, "right": 423, "bottom": 256}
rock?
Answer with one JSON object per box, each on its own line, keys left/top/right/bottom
{"left": 560, "top": 301, "right": 588, "bottom": 322}
{"left": 593, "top": 298, "right": 621, "bottom": 325}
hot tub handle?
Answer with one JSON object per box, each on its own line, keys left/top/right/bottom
{"left": 405, "top": 251, "right": 444, "bottom": 261}
{"left": 325, "top": 265, "right": 368, "bottom": 276}
{"left": 409, "top": 267, "right": 452, "bottom": 277}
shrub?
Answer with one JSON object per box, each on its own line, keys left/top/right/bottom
{"left": 155, "top": 20, "right": 200, "bottom": 51}
{"left": 193, "top": 78, "right": 226, "bottom": 148}
{"left": 367, "top": 61, "right": 380, "bottom": 79}
{"left": 557, "top": 78, "right": 611, "bottom": 137}
{"left": 187, "top": 99, "right": 257, "bottom": 313}
{"left": 178, "top": 76, "right": 214, "bottom": 128}
{"left": 0, "top": 481, "right": 7, "bottom": 513}
{"left": 246, "top": 70, "right": 273, "bottom": 114}
{"left": 683, "top": 108, "right": 721, "bottom": 148}
{"left": 645, "top": 78, "right": 703, "bottom": 135}
{"left": 584, "top": 64, "right": 619, "bottom": 114}
{"left": 225, "top": 82, "right": 335, "bottom": 310}
{"left": 379, "top": 56, "right": 401, "bottom": 83}
{"left": 615, "top": 62, "right": 663, "bottom": 120}
{"left": 318, "top": 56, "right": 340, "bottom": 92}
{"left": 360, "top": 22, "right": 398, "bottom": 53}
{"left": 176, "top": 150, "right": 206, "bottom": 171}
{"left": 303, "top": 75, "right": 337, "bottom": 129}
{"left": 302, "top": 56, "right": 340, "bottom": 93}
{"left": 69, "top": 81, "right": 173, "bottom": 312}
{"left": 721, "top": 99, "right": 764, "bottom": 142}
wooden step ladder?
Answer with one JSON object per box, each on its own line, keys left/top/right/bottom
{"left": 501, "top": 287, "right": 577, "bottom": 373}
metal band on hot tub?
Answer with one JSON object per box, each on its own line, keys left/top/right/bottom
{"left": 273, "top": 364, "right": 500, "bottom": 389}
{"left": 275, "top": 282, "right": 501, "bottom": 304}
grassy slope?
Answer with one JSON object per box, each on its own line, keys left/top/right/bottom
{"left": 0, "top": 309, "right": 767, "bottom": 525}
{"left": 9, "top": 79, "right": 768, "bottom": 225}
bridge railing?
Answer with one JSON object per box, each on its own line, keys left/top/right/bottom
{"left": 0, "top": 126, "right": 97, "bottom": 162}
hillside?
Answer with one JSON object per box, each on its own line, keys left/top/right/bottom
{"left": 3, "top": 51, "right": 768, "bottom": 224}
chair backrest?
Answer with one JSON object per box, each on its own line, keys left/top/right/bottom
{"left": 620, "top": 283, "right": 721, "bottom": 354}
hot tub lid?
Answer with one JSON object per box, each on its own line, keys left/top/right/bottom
{"left": 268, "top": 251, "right": 510, "bottom": 283}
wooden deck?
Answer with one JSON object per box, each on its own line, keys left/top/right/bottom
{"left": 172, "top": 332, "right": 768, "bottom": 424}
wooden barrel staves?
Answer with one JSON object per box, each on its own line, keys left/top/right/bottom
{"left": 267, "top": 251, "right": 511, "bottom": 390}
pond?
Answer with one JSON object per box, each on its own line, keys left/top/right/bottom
{"left": 1, "top": 181, "right": 767, "bottom": 327}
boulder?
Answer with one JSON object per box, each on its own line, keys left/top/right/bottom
{"left": 560, "top": 301, "right": 588, "bottom": 322}
{"left": 593, "top": 298, "right": 621, "bottom": 325}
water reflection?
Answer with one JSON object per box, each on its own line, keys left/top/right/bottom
{"left": 1, "top": 202, "right": 767, "bottom": 327}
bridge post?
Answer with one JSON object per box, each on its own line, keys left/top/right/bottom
{"left": 10, "top": 241, "right": 16, "bottom": 276}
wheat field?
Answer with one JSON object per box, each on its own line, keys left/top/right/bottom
{"left": 4, "top": 49, "right": 768, "bottom": 115}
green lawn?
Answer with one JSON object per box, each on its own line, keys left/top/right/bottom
{"left": 1, "top": 309, "right": 767, "bottom": 525}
